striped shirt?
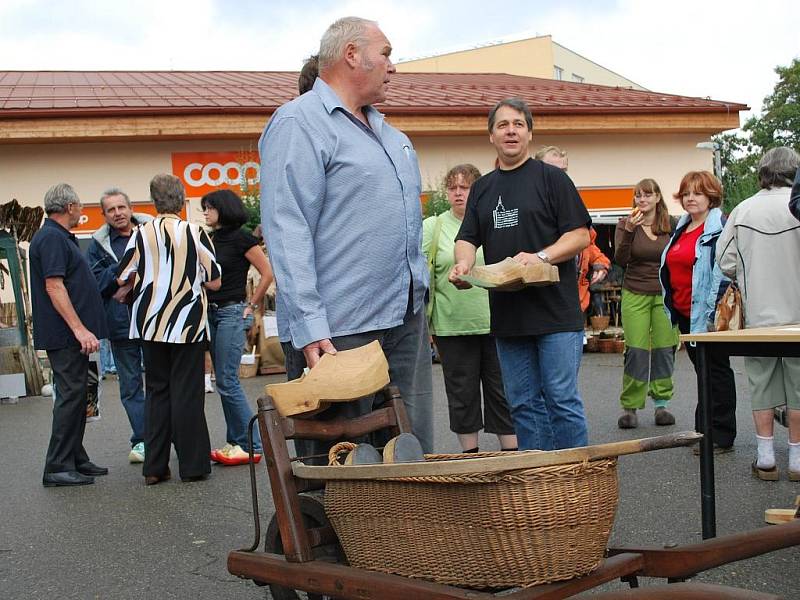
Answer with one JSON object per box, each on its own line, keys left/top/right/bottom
{"left": 117, "top": 214, "right": 221, "bottom": 343}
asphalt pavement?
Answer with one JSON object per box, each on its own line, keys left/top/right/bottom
{"left": 1, "top": 349, "right": 798, "bottom": 599}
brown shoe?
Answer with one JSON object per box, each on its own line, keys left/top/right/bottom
{"left": 617, "top": 410, "right": 638, "bottom": 429}
{"left": 654, "top": 407, "right": 676, "bottom": 426}
{"left": 692, "top": 444, "right": 734, "bottom": 456}
{"left": 144, "top": 468, "right": 171, "bottom": 486}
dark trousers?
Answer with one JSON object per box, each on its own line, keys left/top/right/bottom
{"left": 434, "top": 334, "right": 514, "bottom": 435}
{"left": 45, "top": 346, "right": 91, "bottom": 474}
{"left": 141, "top": 341, "right": 210, "bottom": 479}
{"left": 676, "top": 314, "right": 737, "bottom": 448}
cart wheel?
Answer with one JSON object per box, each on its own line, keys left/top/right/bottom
{"left": 264, "top": 494, "right": 345, "bottom": 600}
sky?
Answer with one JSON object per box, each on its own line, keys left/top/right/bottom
{"left": 1, "top": 0, "right": 798, "bottom": 122}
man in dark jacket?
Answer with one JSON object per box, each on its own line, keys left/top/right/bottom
{"left": 86, "top": 188, "right": 152, "bottom": 463}
{"left": 790, "top": 168, "right": 800, "bottom": 222}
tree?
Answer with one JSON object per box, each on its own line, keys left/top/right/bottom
{"left": 714, "top": 58, "right": 800, "bottom": 211}
{"left": 745, "top": 58, "right": 800, "bottom": 152}
{"left": 713, "top": 132, "right": 759, "bottom": 212}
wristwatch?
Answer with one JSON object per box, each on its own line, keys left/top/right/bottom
{"left": 536, "top": 250, "right": 551, "bottom": 264}
{"left": 248, "top": 302, "right": 260, "bottom": 311}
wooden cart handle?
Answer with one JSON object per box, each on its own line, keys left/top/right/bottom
{"left": 293, "top": 431, "right": 702, "bottom": 481}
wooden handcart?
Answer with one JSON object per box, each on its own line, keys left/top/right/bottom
{"left": 228, "top": 387, "right": 800, "bottom": 599}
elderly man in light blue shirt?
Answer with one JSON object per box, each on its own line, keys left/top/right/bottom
{"left": 259, "top": 16, "right": 433, "bottom": 453}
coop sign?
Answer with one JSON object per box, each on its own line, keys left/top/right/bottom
{"left": 171, "top": 151, "right": 261, "bottom": 197}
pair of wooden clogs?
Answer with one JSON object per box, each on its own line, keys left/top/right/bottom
{"left": 343, "top": 433, "right": 425, "bottom": 465}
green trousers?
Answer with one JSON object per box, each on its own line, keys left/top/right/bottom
{"left": 619, "top": 289, "right": 678, "bottom": 410}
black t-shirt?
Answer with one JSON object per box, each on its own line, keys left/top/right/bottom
{"left": 456, "top": 159, "right": 591, "bottom": 336}
{"left": 207, "top": 227, "right": 259, "bottom": 304}
{"left": 29, "top": 218, "right": 108, "bottom": 350}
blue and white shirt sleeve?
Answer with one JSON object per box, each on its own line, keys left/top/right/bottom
{"left": 260, "top": 114, "right": 330, "bottom": 349}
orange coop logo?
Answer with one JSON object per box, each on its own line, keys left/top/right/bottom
{"left": 172, "top": 151, "right": 260, "bottom": 197}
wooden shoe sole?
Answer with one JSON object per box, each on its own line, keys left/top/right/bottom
{"left": 751, "top": 461, "right": 779, "bottom": 481}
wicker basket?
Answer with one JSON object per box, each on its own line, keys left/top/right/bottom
{"left": 589, "top": 315, "right": 609, "bottom": 331}
{"left": 323, "top": 452, "right": 619, "bottom": 589}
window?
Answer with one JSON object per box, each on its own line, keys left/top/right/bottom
{"left": 572, "top": 74, "right": 584, "bottom": 83}
{"left": 553, "top": 66, "right": 563, "bottom": 80}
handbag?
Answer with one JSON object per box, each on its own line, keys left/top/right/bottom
{"left": 425, "top": 215, "right": 444, "bottom": 329}
{"left": 714, "top": 281, "right": 744, "bottom": 331}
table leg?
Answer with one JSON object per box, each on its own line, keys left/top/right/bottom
{"left": 696, "top": 343, "right": 716, "bottom": 539}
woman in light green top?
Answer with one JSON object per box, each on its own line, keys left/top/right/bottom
{"left": 423, "top": 164, "right": 517, "bottom": 453}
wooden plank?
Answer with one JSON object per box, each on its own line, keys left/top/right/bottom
{"left": 293, "top": 431, "right": 701, "bottom": 480}
{"left": 681, "top": 324, "right": 800, "bottom": 343}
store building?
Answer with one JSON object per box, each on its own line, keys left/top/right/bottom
{"left": 0, "top": 70, "right": 746, "bottom": 239}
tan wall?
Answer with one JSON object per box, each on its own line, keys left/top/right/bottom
{"left": 409, "top": 132, "right": 714, "bottom": 214}
{"left": 397, "top": 37, "right": 643, "bottom": 90}
{"left": 0, "top": 138, "right": 261, "bottom": 223}
{"left": 551, "top": 43, "right": 645, "bottom": 89}
{"left": 1, "top": 132, "right": 714, "bottom": 226}
{"left": 397, "top": 37, "right": 553, "bottom": 78}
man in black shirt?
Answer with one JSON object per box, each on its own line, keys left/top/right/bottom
{"left": 451, "top": 98, "right": 591, "bottom": 451}
{"left": 30, "top": 183, "right": 109, "bottom": 486}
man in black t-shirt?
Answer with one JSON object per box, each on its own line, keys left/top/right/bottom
{"left": 451, "top": 98, "right": 591, "bottom": 451}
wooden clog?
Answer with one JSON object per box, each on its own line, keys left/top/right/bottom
{"left": 266, "top": 340, "right": 389, "bottom": 417}
{"left": 383, "top": 433, "right": 425, "bottom": 464}
{"left": 751, "top": 461, "right": 780, "bottom": 481}
{"left": 344, "top": 444, "right": 382, "bottom": 465}
{"left": 460, "top": 258, "right": 559, "bottom": 291}
{"left": 764, "top": 496, "right": 800, "bottom": 525}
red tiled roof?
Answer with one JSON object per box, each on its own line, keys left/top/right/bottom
{"left": 0, "top": 71, "right": 748, "bottom": 119}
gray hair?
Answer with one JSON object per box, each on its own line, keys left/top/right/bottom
{"left": 318, "top": 16, "right": 377, "bottom": 71}
{"left": 43, "top": 183, "right": 79, "bottom": 215}
{"left": 758, "top": 147, "right": 800, "bottom": 189}
{"left": 149, "top": 174, "right": 185, "bottom": 214}
{"left": 99, "top": 187, "right": 131, "bottom": 211}
{"left": 488, "top": 98, "right": 534, "bottom": 132}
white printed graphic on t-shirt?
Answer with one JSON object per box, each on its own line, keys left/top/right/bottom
{"left": 493, "top": 196, "right": 518, "bottom": 229}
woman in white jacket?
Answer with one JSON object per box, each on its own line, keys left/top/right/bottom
{"left": 716, "top": 147, "right": 800, "bottom": 481}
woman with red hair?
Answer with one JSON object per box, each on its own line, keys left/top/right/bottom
{"left": 659, "top": 171, "right": 736, "bottom": 453}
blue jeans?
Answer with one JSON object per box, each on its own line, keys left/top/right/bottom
{"left": 209, "top": 303, "right": 260, "bottom": 452}
{"left": 110, "top": 339, "right": 146, "bottom": 446}
{"left": 495, "top": 331, "right": 588, "bottom": 451}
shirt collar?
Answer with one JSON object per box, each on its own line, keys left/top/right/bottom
{"left": 44, "top": 217, "right": 77, "bottom": 241}
{"left": 109, "top": 227, "right": 131, "bottom": 242}
{"left": 312, "top": 78, "right": 383, "bottom": 126}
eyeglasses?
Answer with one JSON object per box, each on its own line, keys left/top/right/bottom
{"left": 634, "top": 192, "right": 655, "bottom": 200}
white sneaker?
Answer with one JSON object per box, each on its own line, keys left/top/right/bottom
{"left": 128, "top": 442, "right": 145, "bottom": 463}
